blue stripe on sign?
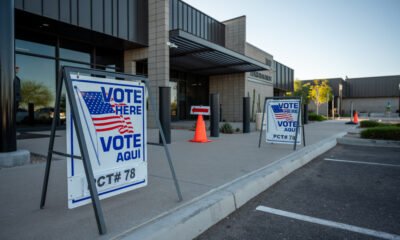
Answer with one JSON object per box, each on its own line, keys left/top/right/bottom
{"left": 72, "top": 79, "right": 142, "bottom": 88}
{"left": 141, "top": 86, "right": 146, "bottom": 162}
{"left": 267, "top": 140, "right": 299, "bottom": 143}
{"left": 72, "top": 179, "right": 146, "bottom": 204}
{"left": 71, "top": 114, "right": 74, "bottom": 176}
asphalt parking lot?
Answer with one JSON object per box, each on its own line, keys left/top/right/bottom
{"left": 196, "top": 144, "right": 400, "bottom": 240}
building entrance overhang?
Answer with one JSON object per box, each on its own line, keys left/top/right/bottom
{"left": 169, "top": 30, "right": 270, "bottom": 75}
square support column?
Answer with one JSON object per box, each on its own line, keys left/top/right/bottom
{"left": 0, "top": 0, "right": 16, "bottom": 152}
{"left": 148, "top": 0, "right": 170, "bottom": 128}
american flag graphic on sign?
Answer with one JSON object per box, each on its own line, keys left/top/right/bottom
{"left": 271, "top": 105, "right": 293, "bottom": 121}
{"left": 80, "top": 91, "right": 134, "bottom": 134}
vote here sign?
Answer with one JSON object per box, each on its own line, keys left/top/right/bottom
{"left": 266, "top": 99, "right": 301, "bottom": 144}
{"left": 66, "top": 74, "right": 147, "bottom": 209}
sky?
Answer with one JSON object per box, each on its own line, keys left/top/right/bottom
{"left": 183, "top": 0, "right": 400, "bottom": 80}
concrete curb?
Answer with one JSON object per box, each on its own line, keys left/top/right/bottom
{"left": 0, "top": 149, "right": 30, "bottom": 168}
{"left": 115, "top": 131, "right": 347, "bottom": 240}
{"left": 338, "top": 137, "right": 400, "bottom": 148}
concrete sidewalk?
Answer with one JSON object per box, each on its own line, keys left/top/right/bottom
{"left": 1, "top": 120, "right": 352, "bottom": 240}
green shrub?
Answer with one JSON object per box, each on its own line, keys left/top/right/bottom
{"left": 359, "top": 120, "right": 380, "bottom": 128}
{"left": 360, "top": 121, "right": 400, "bottom": 128}
{"left": 220, "top": 123, "right": 234, "bottom": 134}
{"left": 308, "top": 113, "right": 326, "bottom": 121}
{"left": 360, "top": 126, "right": 400, "bottom": 140}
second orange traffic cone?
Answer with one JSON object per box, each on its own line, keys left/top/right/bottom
{"left": 353, "top": 111, "right": 359, "bottom": 124}
{"left": 190, "top": 115, "right": 211, "bottom": 143}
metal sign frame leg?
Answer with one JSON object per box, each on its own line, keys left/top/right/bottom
{"left": 258, "top": 98, "right": 267, "bottom": 148}
{"left": 64, "top": 69, "right": 107, "bottom": 234}
{"left": 40, "top": 68, "right": 107, "bottom": 235}
{"left": 145, "top": 82, "right": 183, "bottom": 202}
{"left": 40, "top": 69, "right": 63, "bottom": 209}
{"left": 293, "top": 99, "right": 301, "bottom": 151}
{"left": 301, "top": 98, "right": 306, "bottom": 147}
{"left": 293, "top": 97, "right": 306, "bottom": 150}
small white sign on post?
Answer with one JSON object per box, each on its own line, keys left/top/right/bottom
{"left": 66, "top": 74, "right": 147, "bottom": 209}
{"left": 266, "top": 99, "right": 301, "bottom": 144}
{"left": 190, "top": 106, "right": 210, "bottom": 115}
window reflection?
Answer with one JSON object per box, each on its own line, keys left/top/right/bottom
{"left": 60, "top": 40, "right": 92, "bottom": 63}
{"left": 15, "top": 34, "right": 124, "bottom": 130}
{"left": 60, "top": 60, "right": 91, "bottom": 69}
{"left": 15, "top": 39, "right": 55, "bottom": 57}
{"left": 136, "top": 59, "right": 148, "bottom": 76}
{"left": 59, "top": 61, "right": 91, "bottom": 120}
{"left": 60, "top": 48, "right": 91, "bottom": 63}
{"left": 170, "top": 81, "right": 178, "bottom": 121}
{"left": 96, "top": 47, "right": 123, "bottom": 72}
{"left": 16, "top": 54, "right": 56, "bottom": 126}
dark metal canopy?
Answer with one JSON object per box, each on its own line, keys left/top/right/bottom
{"left": 169, "top": 29, "right": 270, "bottom": 75}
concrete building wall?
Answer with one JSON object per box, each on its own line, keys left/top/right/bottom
{"left": 135, "top": 0, "right": 169, "bottom": 127}
{"left": 124, "top": 48, "right": 148, "bottom": 74}
{"left": 307, "top": 97, "right": 400, "bottom": 116}
{"left": 125, "top": 0, "right": 169, "bottom": 127}
{"left": 210, "top": 73, "right": 245, "bottom": 121}
{"left": 244, "top": 43, "right": 273, "bottom": 93}
{"left": 209, "top": 16, "right": 277, "bottom": 122}
{"left": 209, "top": 16, "right": 248, "bottom": 122}
{"left": 245, "top": 43, "right": 273, "bottom": 63}
{"left": 244, "top": 43, "right": 274, "bottom": 118}
{"left": 342, "top": 97, "right": 399, "bottom": 115}
{"left": 223, "top": 16, "right": 246, "bottom": 54}
{"left": 148, "top": 0, "right": 170, "bottom": 126}
{"left": 247, "top": 80, "right": 273, "bottom": 116}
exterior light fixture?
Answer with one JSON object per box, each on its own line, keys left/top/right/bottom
{"left": 167, "top": 42, "right": 178, "bottom": 49}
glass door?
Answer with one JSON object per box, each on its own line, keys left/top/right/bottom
{"left": 15, "top": 38, "right": 57, "bottom": 129}
{"left": 170, "top": 81, "right": 178, "bottom": 121}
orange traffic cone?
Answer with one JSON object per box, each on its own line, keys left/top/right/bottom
{"left": 353, "top": 111, "right": 359, "bottom": 124}
{"left": 190, "top": 115, "right": 211, "bottom": 143}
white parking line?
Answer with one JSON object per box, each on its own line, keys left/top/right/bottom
{"left": 324, "top": 158, "right": 400, "bottom": 168}
{"left": 256, "top": 206, "right": 400, "bottom": 240}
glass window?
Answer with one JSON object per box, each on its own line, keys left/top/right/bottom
{"left": 170, "top": 81, "right": 178, "bottom": 121}
{"left": 60, "top": 48, "right": 91, "bottom": 63}
{"left": 16, "top": 54, "right": 56, "bottom": 126}
{"left": 60, "top": 61, "right": 90, "bottom": 69}
{"left": 136, "top": 59, "right": 148, "bottom": 76}
{"left": 96, "top": 47, "right": 123, "bottom": 71}
{"left": 15, "top": 39, "right": 55, "bottom": 57}
{"left": 60, "top": 40, "right": 92, "bottom": 63}
{"left": 58, "top": 61, "right": 92, "bottom": 125}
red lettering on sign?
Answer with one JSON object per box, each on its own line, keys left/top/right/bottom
{"left": 192, "top": 108, "right": 209, "bottom": 113}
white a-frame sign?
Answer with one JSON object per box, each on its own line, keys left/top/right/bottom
{"left": 66, "top": 73, "right": 147, "bottom": 208}
{"left": 40, "top": 67, "right": 182, "bottom": 235}
{"left": 258, "top": 97, "right": 306, "bottom": 151}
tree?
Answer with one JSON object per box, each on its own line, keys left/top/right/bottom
{"left": 286, "top": 80, "right": 311, "bottom": 104}
{"left": 20, "top": 80, "right": 54, "bottom": 109}
{"left": 309, "top": 80, "right": 332, "bottom": 115}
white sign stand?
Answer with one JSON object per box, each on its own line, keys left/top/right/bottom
{"left": 40, "top": 67, "right": 182, "bottom": 235}
{"left": 258, "top": 97, "right": 306, "bottom": 150}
